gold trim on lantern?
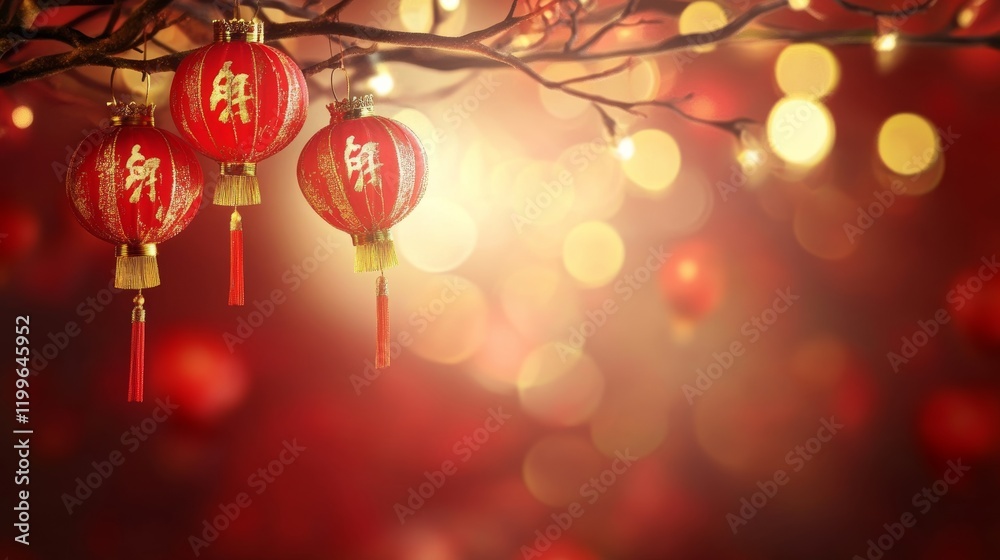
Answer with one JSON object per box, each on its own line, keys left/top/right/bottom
{"left": 213, "top": 19, "right": 264, "bottom": 43}
{"left": 329, "top": 95, "right": 375, "bottom": 123}
{"left": 352, "top": 230, "right": 398, "bottom": 273}
{"left": 115, "top": 244, "right": 160, "bottom": 290}
{"left": 110, "top": 102, "right": 156, "bottom": 127}
{"left": 220, "top": 162, "right": 257, "bottom": 177}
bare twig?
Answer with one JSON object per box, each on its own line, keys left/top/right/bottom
{"left": 833, "top": 0, "right": 937, "bottom": 18}
{"left": 572, "top": 0, "right": 639, "bottom": 53}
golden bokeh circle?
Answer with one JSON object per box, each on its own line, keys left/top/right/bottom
{"left": 766, "top": 97, "right": 836, "bottom": 167}
{"left": 775, "top": 43, "right": 840, "bottom": 98}
{"left": 622, "top": 128, "right": 682, "bottom": 192}
{"left": 562, "top": 221, "right": 626, "bottom": 288}
{"left": 518, "top": 344, "right": 605, "bottom": 426}
{"left": 877, "top": 113, "right": 940, "bottom": 176}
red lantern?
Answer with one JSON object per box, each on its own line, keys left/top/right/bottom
{"left": 66, "top": 101, "right": 204, "bottom": 402}
{"left": 297, "top": 95, "right": 428, "bottom": 368}
{"left": 169, "top": 18, "right": 308, "bottom": 305}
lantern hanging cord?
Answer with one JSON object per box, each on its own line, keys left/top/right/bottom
{"left": 141, "top": 28, "right": 149, "bottom": 105}
{"left": 327, "top": 14, "right": 350, "bottom": 102}
{"left": 108, "top": 67, "right": 118, "bottom": 106}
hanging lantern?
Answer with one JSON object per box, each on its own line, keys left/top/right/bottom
{"left": 297, "top": 94, "right": 428, "bottom": 368}
{"left": 66, "top": 100, "right": 204, "bottom": 402}
{"left": 169, "top": 18, "right": 308, "bottom": 305}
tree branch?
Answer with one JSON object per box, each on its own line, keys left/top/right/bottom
{"left": 0, "top": 0, "right": 990, "bottom": 138}
{"left": 833, "top": 0, "right": 938, "bottom": 18}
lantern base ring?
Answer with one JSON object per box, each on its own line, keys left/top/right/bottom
{"left": 214, "top": 163, "right": 260, "bottom": 206}
{"left": 115, "top": 244, "right": 160, "bottom": 290}
{"left": 352, "top": 230, "right": 398, "bottom": 273}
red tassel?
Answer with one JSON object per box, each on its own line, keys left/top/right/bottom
{"left": 229, "top": 209, "right": 244, "bottom": 306}
{"left": 129, "top": 294, "right": 146, "bottom": 403}
{"left": 376, "top": 275, "right": 390, "bottom": 369}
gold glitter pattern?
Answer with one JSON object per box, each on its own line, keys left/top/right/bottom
{"left": 297, "top": 114, "right": 428, "bottom": 241}
{"left": 66, "top": 116, "right": 203, "bottom": 250}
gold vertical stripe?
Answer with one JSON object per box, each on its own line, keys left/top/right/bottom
{"left": 105, "top": 131, "right": 124, "bottom": 241}
{"left": 246, "top": 43, "right": 261, "bottom": 159}
{"left": 155, "top": 129, "right": 177, "bottom": 239}
{"left": 386, "top": 119, "right": 416, "bottom": 226}
{"left": 322, "top": 128, "right": 365, "bottom": 232}
{"left": 275, "top": 48, "right": 303, "bottom": 152}
{"left": 193, "top": 48, "right": 221, "bottom": 160}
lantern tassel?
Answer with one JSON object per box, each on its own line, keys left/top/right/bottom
{"left": 229, "top": 209, "right": 245, "bottom": 306}
{"left": 115, "top": 244, "right": 160, "bottom": 290}
{"left": 355, "top": 235, "right": 398, "bottom": 273}
{"left": 376, "top": 275, "right": 390, "bottom": 369}
{"left": 128, "top": 293, "right": 146, "bottom": 403}
{"left": 214, "top": 166, "right": 260, "bottom": 206}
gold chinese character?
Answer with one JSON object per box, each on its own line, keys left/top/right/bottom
{"left": 125, "top": 144, "right": 160, "bottom": 204}
{"left": 344, "top": 135, "right": 382, "bottom": 192}
{"left": 210, "top": 61, "right": 253, "bottom": 124}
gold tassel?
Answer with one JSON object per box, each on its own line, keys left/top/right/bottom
{"left": 352, "top": 230, "right": 398, "bottom": 273}
{"left": 115, "top": 244, "right": 160, "bottom": 290}
{"left": 214, "top": 162, "right": 261, "bottom": 207}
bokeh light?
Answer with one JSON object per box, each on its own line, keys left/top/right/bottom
{"left": 467, "top": 323, "right": 525, "bottom": 393}
{"left": 508, "top": 160, "right": 576, "bottom": 229}
{"left": 518, "top": 344, "right": 605, "bottom": 426}
{"left": 11, "top": 105, "right": 32, "bottom": 129}
{"left": 0, "top": 203, "right": 41, "bottom": 261}
{"left": 621, "top": 128, "right": 682, "bottom": 192}
{"left": 577, "top": 58, "right": 661, "bottom": 101}
{"left": 774, "top": 43, "right": 840, "bottom": 98}
{"left": 589, "top": 381, "right": 670, "bottom": 458}
{"left": 766, "top": 97, "right": 835, "bottom": 167}
{"left": 789, "top": 335, "right": 849, "bottom": 391}
{"left": 556, "top": 141, "right": 627, "bottom": 220}
{"left": 658, "top": 240, "right": 725, "bottom": 320}
{"left": 793, "top": 186, "right": 859, "bottom": 260}
{"left": 873, "top": 30, "right": 898, "bottom": 53}
{"left": 919, "top": 388, "right": 1000, "bottom": 460}
{"left": 398, "top": 0, "right": 469, "bottom": 36}
{"left": 563, "top": 221, "right": 626, "bottom": 288}
{"left": 678, "top": 1, "right": 727, "bottom": 53}
{"left": 438, "top": 0, "right": 460, "bottom": 12}
{"left": 615, "top": 136, "right": 635, "bottom": 160}
{"left": 151, "top": 331, "right": 248, "bottom": 421}
{"left": 877, "top": 113, "right": 940, "bottom": 175}
{"left": 523, "top": 434, "right": 605, "bottom": 506}
{"left": 369, "top": 67, "right": 395, "bottom": 96}
{"left": 400, "top": 0, "right": 434, "bottom": 32}
{"left": 789, "top": 0, "right": 811, "bottom": 10}
{"left": 737, "top": 148, "right": 764, "bottom": 175}
{"left": 539, "top": 63, "right": 591, "bottom": 119}
{"left": 390, "top": 108, "right": 436, "bottom": 151}
{"left": 403, "top": 275, "right": 488, "bottom": 364}
{"left": 501, "top": 264, "right": 581, "bottom": 341}
{"left": 395, "top": 197, "right": 478, "bottom": 273}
